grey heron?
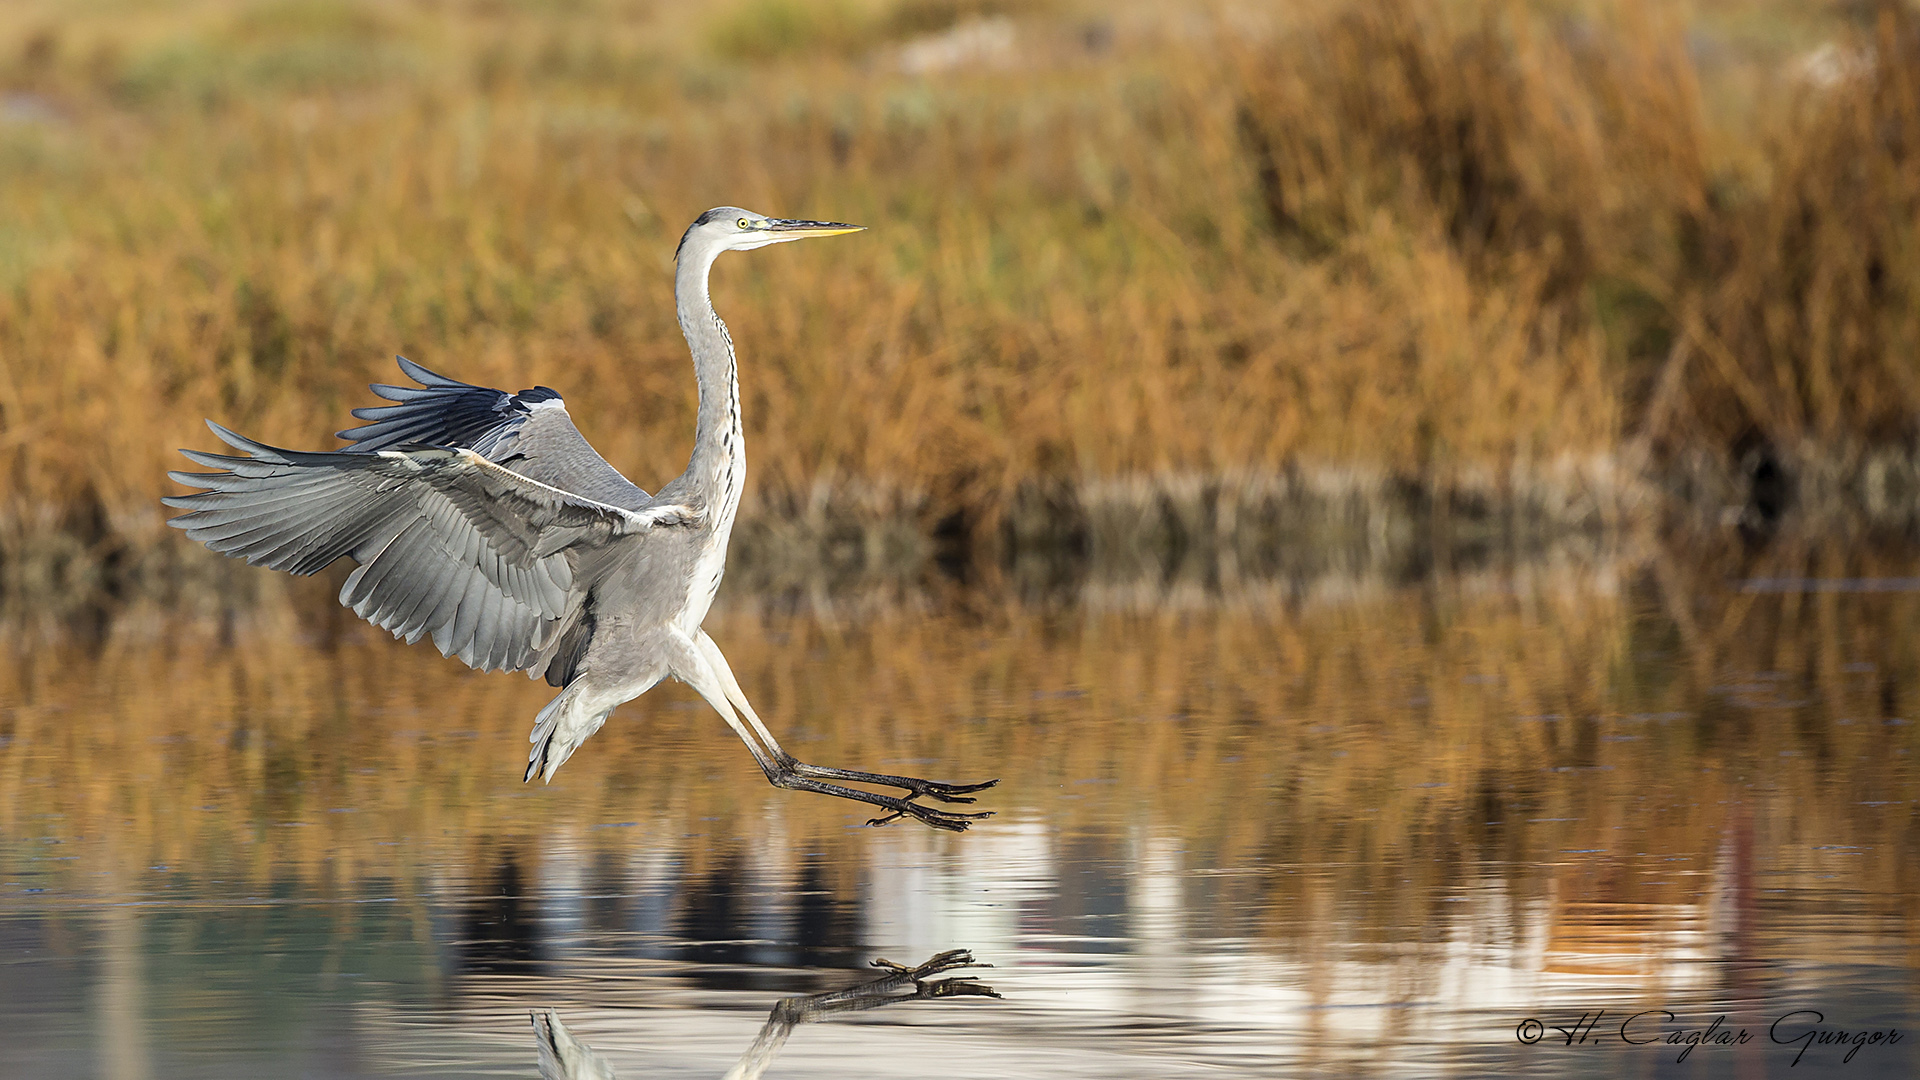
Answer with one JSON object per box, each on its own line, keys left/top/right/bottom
{"left": 163, "top": 207, "right": 995, "bottom": 832}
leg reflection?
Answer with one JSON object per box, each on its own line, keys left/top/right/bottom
{"left": 728, "top": 950, "right": 998, "bottom": 1080}
{"left": 531, "top": 950, "right": 998, "bottom": 1080}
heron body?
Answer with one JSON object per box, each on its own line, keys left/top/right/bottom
{"left": 165, "top": 208, "right": 994, "bottom": 831}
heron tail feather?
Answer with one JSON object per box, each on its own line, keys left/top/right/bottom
{"left": 525, "top": 685, "right": 608, "bottom": 783}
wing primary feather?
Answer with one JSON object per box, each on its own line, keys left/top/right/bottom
{"left": 386, "top": 548, "right": 457, "bottom": 642}
{"left": 360, "top": 521, "right": 439, "bottom": 630}
{"left": 472, "top": 572, "right": 506, "bottom": 670}
{"left": 446, "top": 571, "right": 492, "bottom": 664}
{"left": 395, "top": 355, "right": 477, "bottom": 388}
{"left": 412, "top": 560, "right": 471, "bottom": 648}
{"left": 344, "top": 518, "right": 427, "bottom": 616}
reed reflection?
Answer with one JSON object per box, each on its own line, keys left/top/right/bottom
{"left": 530, "top": 951, "right": 997, "bottom": 1080}
{"left": 2, "top": 531, "right": 1918, "bottom": 1075}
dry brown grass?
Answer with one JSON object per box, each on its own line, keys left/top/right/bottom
{"left": 0, "top": 0, "right": 1913, "bottom": 594}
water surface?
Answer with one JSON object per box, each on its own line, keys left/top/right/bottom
{"left": 3, "top": 538, "right": 1918, "bottom": 1077}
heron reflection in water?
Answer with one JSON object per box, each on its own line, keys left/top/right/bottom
{"left": 531, "top": 950, "right": 998, "bottom": 1080}
{"left": 165, "top": 209, "right": 995, "bottom": 831}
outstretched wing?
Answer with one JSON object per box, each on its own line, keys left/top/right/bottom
{"left": 164, "top": 424, "right": 688, "bottom": 679}
{"left": 338, "top": 356, "right": 653, "bottom": 510}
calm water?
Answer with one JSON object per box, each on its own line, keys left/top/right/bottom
{"left": 3, "top": 537, "right": 1919, "bottom": 1078}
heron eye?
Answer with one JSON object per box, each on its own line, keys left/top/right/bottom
{"left": 737, "top": 217, "right": 751, "bottom": 229}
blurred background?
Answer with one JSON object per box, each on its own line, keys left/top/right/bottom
{"left": 4, "top": 1, "right": 1920, "bottom": 1077}
{"left": 3, "top": 0, "right": 1920, "bottom": 597}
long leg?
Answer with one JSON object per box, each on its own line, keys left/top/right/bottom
{"left": 694, "top": 631, "right": 999, "bottom": 805}
{"left": 671, "top": 630, "right": 992, "bottom": 831}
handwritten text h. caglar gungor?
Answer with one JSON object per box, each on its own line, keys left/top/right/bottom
{"left": 1515, "top": 1008, "right": 1902, "bottom": 1066}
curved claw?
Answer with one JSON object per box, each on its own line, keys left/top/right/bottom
{"left": 914, "top": 777, "right": 999, "bottom": 803}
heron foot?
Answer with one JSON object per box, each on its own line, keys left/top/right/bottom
{"left": 865, "top": 802, "right": 994, "bottom": 833}
{"left": 764, "top": 767, "right": 994, "bottom": 832}
{"left": 782, "top": 757, "right": 1000, "bottom": 805}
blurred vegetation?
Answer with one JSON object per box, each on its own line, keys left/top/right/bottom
{"left": 0, "top": 0, "right": 1917, "bottom": 598}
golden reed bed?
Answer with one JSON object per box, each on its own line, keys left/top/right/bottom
{"left": 1, "top": 0, "right": 1918, "bottom": 596}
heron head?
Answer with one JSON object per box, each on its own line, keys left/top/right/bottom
{"left": 678, "top": 206, "right": 864, "bottom": 262}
